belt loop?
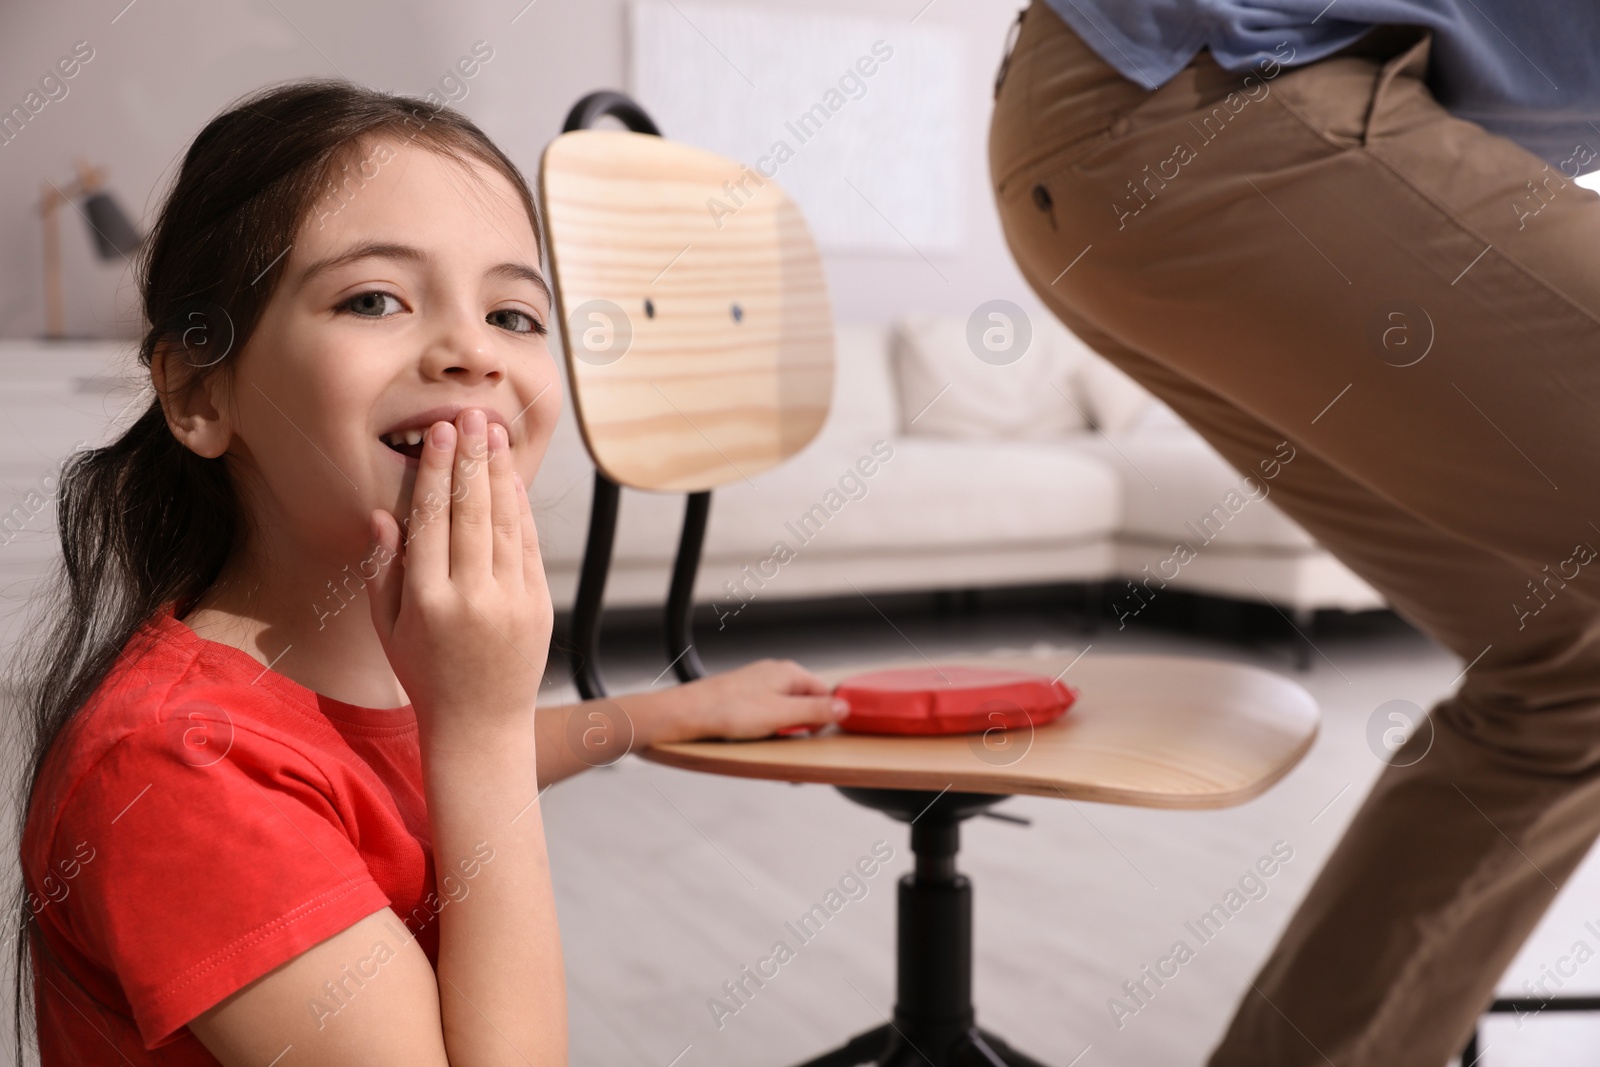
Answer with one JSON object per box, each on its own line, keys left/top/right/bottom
{"left": 1362, "top": 27, "right": 1432, "bottom": 145}
{"left": 994, "top": 5, "right": 1027, "bottom": 100}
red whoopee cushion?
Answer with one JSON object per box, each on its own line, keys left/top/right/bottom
{"left": 831, "top": 665, "right": 1078, "bottom": 736}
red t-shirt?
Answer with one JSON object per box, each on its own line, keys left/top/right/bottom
{"left": 22, "top": 602, "right": 444, "bottom": 1062}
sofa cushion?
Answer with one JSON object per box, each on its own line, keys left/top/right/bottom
{"left": 1032, "top": 313, "right": 1166, "bottom": 434}
{"left": 890, "top": 313, "right": 1089, "bottom": 441}
{"left": 821, "top": 321, "right": 901, "bottom": 445}
{"left": 1076, "top": 349, "right": 1157, "bottom": 433}
{"left": 701, "top": 436, "right": 1120, "bottom": 560}
{"left": 1073, "top": 429, "right": 1317, "bottom": 551}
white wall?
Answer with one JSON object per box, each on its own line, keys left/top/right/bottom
{"left": 0, "top": 0, "right": 1037, "bottom": 340}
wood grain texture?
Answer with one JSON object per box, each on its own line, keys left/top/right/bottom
{"left": 539, "top": 130, "right": 834, "bottom": 492}
{"left": 643, "top": 652, "right": 1319, "bottom": 809}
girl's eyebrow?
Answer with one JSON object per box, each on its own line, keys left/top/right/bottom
{"left": 295, "top": 239, "right": 551, "bottom": 302}
{"left": 485, "top": 261, "right": 553, "bottom": 302}
{"left": 295, "top": 241, "right": 421, "bottom": 288}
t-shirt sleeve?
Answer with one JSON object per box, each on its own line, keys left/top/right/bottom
{"left": 54, "top": 700, "right": 395, "bottom": 1049}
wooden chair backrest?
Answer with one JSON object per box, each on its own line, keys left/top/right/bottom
{"left": 539, "top": 130, "right": 834, "bottom": 492}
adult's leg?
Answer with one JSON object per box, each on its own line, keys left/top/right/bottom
{"left": 990, "top": 4, "right": 1600, "bottom": 1064}
{"left": 1046, "top": 301, "right": 1600, "bottom": 1067}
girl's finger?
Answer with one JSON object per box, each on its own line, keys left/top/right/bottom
{"left": 795, "top": 694, "right": 852, "bottom": 727}
{"left": 450, "top": 409, "right": 492, "bottom": 581}
{"left": 783, "top": 665, "right": 832, "bottom": 696}
{"left": 515, "top": 472, "right": 546, "bottom": 598}
{"left": 405, "top": 420, "right": 455, "bottom": 593}
{"left": 365, "top": 509, "right": 404, "bottom": 643}
{"left": 771, "top": 694, "right": 852, "bottom": 737}
{"left": 486, "top": 423, "right": 521, "bottom": 584}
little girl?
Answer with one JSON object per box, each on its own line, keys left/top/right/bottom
{"left": 12, "top": 79, "right": 849, "bottom": 1065}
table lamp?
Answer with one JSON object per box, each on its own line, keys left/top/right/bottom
{"left": 39, "top": 159, "right": 143, "bottom": 340}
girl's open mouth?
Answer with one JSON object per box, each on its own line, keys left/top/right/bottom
{"left": 381, "top": 431, "right": 425, "bottom": 461}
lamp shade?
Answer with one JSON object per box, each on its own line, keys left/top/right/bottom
{"left": 82, "top": 191, "right": 141, "bottom": 258}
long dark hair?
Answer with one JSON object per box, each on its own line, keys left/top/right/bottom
{"left": 6, "top": 79, "right": 544, "bottom": 1059}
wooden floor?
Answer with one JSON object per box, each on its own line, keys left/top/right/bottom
{"left": 539, "top": 594, "right": 1600, "bottom": 1067}
{"left": 1, "top": 590, "right": 1595, "bottom": 1064}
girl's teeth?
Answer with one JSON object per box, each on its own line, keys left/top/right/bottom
{"left": 404, "top": 430, "right": 423, "bottom": 446}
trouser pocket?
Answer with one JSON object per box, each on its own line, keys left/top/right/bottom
{"left": 989, "top": 0, "right": 1151, "bottom": 206}
{"left": 1260, "top": 25, "right": 1432, "bottom": 152}
{"left": 1362, "top": 28, "right": 1435, "bottom": 144}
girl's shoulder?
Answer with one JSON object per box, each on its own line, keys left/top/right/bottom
{"left": 63, "top": 605, "right": 341, "bottom": 768}
{"left": 27, "top": 606, "right": 360, "bottom": 845}
{"left": 22, "top": 608, "right": 416, "bottom": 1049}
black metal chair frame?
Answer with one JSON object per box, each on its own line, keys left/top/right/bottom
{"left": 559, "top": 90, "right": 1053, "bottom": 1066}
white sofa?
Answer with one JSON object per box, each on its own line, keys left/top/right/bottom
{"left": 0, "top": 328, "right": 1383, "bottom": 669}
{"left": 532, "top": 316, "right": 1385, "bottom": 619}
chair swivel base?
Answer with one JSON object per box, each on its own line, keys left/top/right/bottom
{"left": 788, "top": 788, "right": 1054, "bottom": 1067}
{"left": 793, "top": 1022, "right": 1049, "bottom": 1067}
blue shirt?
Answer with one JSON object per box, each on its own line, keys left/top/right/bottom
{"left": 1043, "top": 0, "right": 1600, "bottom": 176}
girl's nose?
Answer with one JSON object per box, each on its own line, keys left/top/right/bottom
{"left": 421, "top": 315, "right": 505, "bottom": 383}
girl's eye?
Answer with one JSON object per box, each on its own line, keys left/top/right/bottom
{"left": 488, "top": 308, "right": 546, "bottom": 335}
{"left": 340, "top": 291, "right": 404, "bottom": 318}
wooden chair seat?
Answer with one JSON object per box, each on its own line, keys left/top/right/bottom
{"left": 644, "top": 651, "right": 1319, "bottom": 809}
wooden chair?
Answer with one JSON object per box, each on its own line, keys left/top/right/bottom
{"left": 540, "top": 91, "right": 1320, "bottom": 1067}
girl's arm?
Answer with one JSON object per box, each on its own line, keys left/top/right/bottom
{"left": 191, "top": 412, "right": 563, "bottom": 1065}
{"left": 188, "top": 681, "right": 842, "bottom": 1063}
{"left": 534, "top": 660, "right": 852, "bottom": 786}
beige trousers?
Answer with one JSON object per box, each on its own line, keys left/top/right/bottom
{"left": 990, "top": 4, "right": 1600, "bottom": 1065}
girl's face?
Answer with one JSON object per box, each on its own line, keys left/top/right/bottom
{"left": 218, "top": 140, "right": 560, "bottom": 564}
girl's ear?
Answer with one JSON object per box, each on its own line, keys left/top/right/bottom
{"left": 151, "top": 341, "right": 233, "bottom": 460}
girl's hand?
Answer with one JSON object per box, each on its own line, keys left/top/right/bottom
{"left": 367, "top": 409, "right": 552, "bottom": 744}
{"left": 651, "top": 659, "right": 850, "bottom": 742}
